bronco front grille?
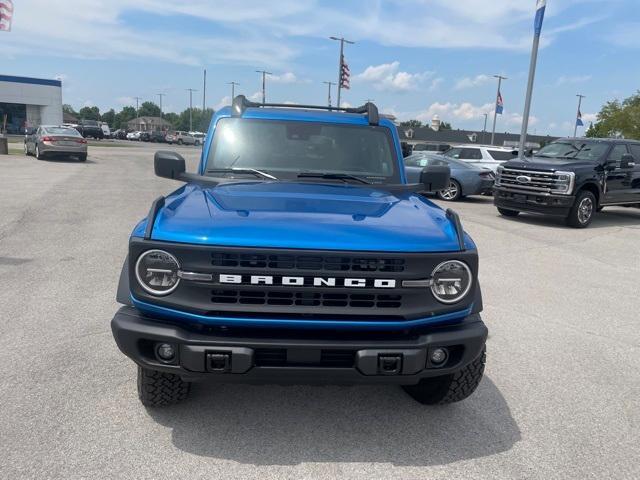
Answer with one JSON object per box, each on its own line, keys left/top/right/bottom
{"left": 211, "top": 289, "right": 403, "bottom": 309}
{"left": 496, "top": 167, "right": 572, "bottom": 195}
{"left": 211, "top": 252, "right": 405, "bottom": 272}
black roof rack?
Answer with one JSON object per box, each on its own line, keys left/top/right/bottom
{"left": 231, "top": 95, "right": 379, "bottom": 126}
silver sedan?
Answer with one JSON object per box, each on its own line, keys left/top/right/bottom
{"left": 24, "top": 125, "right": 88, "bottom": 161}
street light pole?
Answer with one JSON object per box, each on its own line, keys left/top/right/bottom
{"left": 574, "top": 94, "right": 585, "bottom": 138}
{"left": 322, "top": 81, "right": 335, "bottom": 107}
{"left": 227, "top": 81, "right": 240, "bottom": 100}
{"left": 482, "top": 113, "right": 488, "bottom": 144}
{"left": 186, "top": 88, "right": 198, "bottom": 131}
{"left": 134, "top": 96, "right": 141, "bottom": 117}
{"left": 255, "top": 70, "right": 272, "bottom": 104}
{"left": 490, "top": 75, "right": 507, "bottom": 145}
{"left": 156, "top": 93, "right": 165, "bottom": 118}
{"left": 330, "top": 36, "right": 354, "bottom": 108}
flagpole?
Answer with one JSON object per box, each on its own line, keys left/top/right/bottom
{"left": 518, "top": 0, "right": 547, "bottom": 159}
{"left": 491, "top": 75, "right": 507, "bottom": 145}
{"left": 574, "top": 94, "right": 585, "bottom": 137}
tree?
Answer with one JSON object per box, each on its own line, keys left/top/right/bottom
{"left": 114, "top": 106, "right": 137, "bottom": 130}
{"left": 101, "top": 109, "right": 116, "bottom": 128}
{"left": 440, "top": 121, "right": 452, "bottom": 130}
{"left": 400, "top": 119, "right": 423, "bottom": 128}
{"left": 586, "top": 91, "right": 640, "bottom": 139}
{"left": 78, "top": 106, "right": 100, "bottom": 121}
{"left": 173, "top": 108, "right": 215, "bottom": 131}
{"left": 138, "top": 101, "right": 161, "bottom": 118}
{"left": 63, "top": 104, "right": 78, "bottom": 117}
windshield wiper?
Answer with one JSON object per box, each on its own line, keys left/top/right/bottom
{"left": 206, "top": 167, "right": 278, "bottom": 180}
{"left": 296, "top": 172, "right": 371, "bottom": 185}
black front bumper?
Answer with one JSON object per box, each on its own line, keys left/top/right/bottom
{"left": 111, "top": 306, "right": 488, "bottom": 385}
{"left": 494, "top": 188, "right": 575, "bottom": 217}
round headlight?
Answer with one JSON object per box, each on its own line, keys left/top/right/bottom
{"left": 430, "top": 260, "right": 472, "bottom": 304}
{"left": 135, "top": 250, "right": 180, "bottom": 296}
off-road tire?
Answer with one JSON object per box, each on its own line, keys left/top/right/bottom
{"left": 137, "top": 366, "right": 190, "bottom": 407}
{"left": 566, "top": 190, "right": 596, "bottom": 228}
{"left": 402, "top": 348, "right": 486, "bottom": 405}
{"left": 497, "top": 207, "right": 519, "bottom": 217}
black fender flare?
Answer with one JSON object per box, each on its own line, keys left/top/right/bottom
{"left": 116, "top": 255, "right": 132, "bottom": 305}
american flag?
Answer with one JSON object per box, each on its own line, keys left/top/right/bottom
{"left": 340, "top": 55, "right": 350, "bottom": 90}
{"left": 496, "top": 91, "right": 504, "bottom": 115}
{"left": 0, "top": 0, "right": 13, "bottom": 32}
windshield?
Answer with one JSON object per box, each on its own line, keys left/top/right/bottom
{"left": 43, "top": 127, "right": 81, "bottom": 136}
{"left": 536, "top": 141, "right": 609, "bottom": 161}
{"left": 206, "top": 118, "right": 400, "bottom": 183}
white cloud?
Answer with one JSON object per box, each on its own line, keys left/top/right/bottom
{"left": 214, "top": 96, "right": 232, "bottom": 111}
{"left": 413, "top": 101, "right": 495, "bottom": 124}
{"left": 505, "top": 112, "right": 539, "bottom": 128}
{"left": 270, "top": 72, "right": 310, "bottom": 84}
{"left": 582, "top": 113, "right": 598, "bottom": 123}
{"left": 454, "top": 74, "right": 492, "bottom": 90}
{"left": 116, "top": 96, "right": 135, "bottom": 106}
{"left": 248, "top": 91, "right": 263, "bottom": 102}
{"left": 353, "top": 62, "right": 433, "bottom": 93}
{"left": 82, "top": 99, "right": 95, "bottom": 107}
{"left": 555, "top": 75, "right": 592, "bottom": 86}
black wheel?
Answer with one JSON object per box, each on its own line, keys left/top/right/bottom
{"left": 566, "top": 190, "right": 596, "bottom": 228}
{"left": 403, "top": 348, "right": 486, "bottom": 405}
{"left": 78, "top": 154, "right": 87, "bottom": 162}
{"left": 436, "top": 179, "right": 462, "bottom": 201}
{"left": 35, "top": 144, "right": 45, "bottom": 160}
{"left": 497, "top": 207, "right": 520, "bottom": 217}
{"left": 137, "top": 366, "right": 190, "bottom": 407}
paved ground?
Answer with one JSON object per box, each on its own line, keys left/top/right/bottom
{"left": 0, "top": 143, "right": 638, "bottom": 479}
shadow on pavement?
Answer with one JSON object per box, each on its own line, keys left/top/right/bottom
{"left": 147, "top": 376, "right": 520, "bottom": 466}
{"left": 495, "top": 207, "right": 640, "bottom": 229}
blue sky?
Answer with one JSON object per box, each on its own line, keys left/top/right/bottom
{"left": 2, "top": 0, "right": 639, "bottom": 136}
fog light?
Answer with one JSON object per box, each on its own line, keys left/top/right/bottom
{"left": 156, "top": 343, "right": 176, "bottom": 363}
{"left": 430, "top": 347, "right": 448, "bottom": 366}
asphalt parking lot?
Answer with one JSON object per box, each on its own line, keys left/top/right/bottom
{"left": 0, "top": 143, "right": 638, "bottom": 480}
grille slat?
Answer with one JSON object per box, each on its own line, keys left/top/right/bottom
{"left": 254, "top": 348, "right": 355, "bottom": 368}
{"left": 496, "top": 167, "right": 568, "bottom": 195}
{"left": 211, "top": 290, "right": 403, "bottom": 309}
{"left": 212, "top": 253, "right": 405, "bottom": 272}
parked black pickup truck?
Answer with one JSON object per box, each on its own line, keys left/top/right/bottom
{"left": 75, "top": 119, "right": 104, "bottom": 139}
{"left": 494, "top": 138, "right": 640, "bottom": 228}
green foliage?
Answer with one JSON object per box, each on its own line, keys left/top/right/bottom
{"left": 440, "top": 121, "right": 452, "bottom": 130}
{"left": 78, "top": 106, "right": 101, "bottom": 121}
{"left": 163, "top": 112, "right": 179, "bottom": 127}
{"left": 173, "top": 108, "right": 215, "bottom": 131}
{"left": 114, "top": 106, "right": 137, "bottom": 130}
{"left": 138, "top": 101, "right": 161, "bottom": 118}
{"left": 62, "top": 104, "right": 78, "bottom": 117}
{"left": 101, "top": 109, "right": 116, "bottom": 128}
{"left": 400, "top": 119, "right": 423, "bottom": 128}
{"left": 586, "top": 91, "right": 640, "bottom": 139}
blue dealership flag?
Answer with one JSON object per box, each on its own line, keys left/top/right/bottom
{"left": 496, "top": 91, "right": 504, "bottom": 115}
{"left": 534, "top": 0, "right": 546, "bottom": 36}
{"left": 576, "top": 109, "right": 584, "bottom": 127}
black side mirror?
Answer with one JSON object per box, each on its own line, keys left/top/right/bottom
{"left": 620, "top": 153, "right": 636, "bottom": 169}
{"left": 154, "top": 150, "right": 186, "bottom": 180}
{"left": 420, "top": 165, "right": 450, "bottom": 192}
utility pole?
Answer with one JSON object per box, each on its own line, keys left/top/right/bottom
{"left": 227, "top": 81, "right": 240, "bottom": 100}
{"left": 133, "top": 96, "right": 141, "bottom": 117}
{"left": 322, "top": 81, "right": 335, "bottom": 107}
{"left": 202, "top": 69, "right": 207, "bottom": 113}
{"left": 482, "top": 113, "right": 488, "bottom": 144}
{"left": 490, "top": 75, "right": 507, "bottom": 145}
{"left": 574, "top": 94, "right": 585, "bottom": 137}
{"left": 255, "top": 70, "right": 272, "bottom": 104}
{"left": 329, "top": 36, "right": 355, "bottom": 108}
{"left": 518, "top": 0, "right": 547, "bottom": 159}
{"left": 186, "top": 88, "right": 198, "bottom": 131}
{"left": 156, "top": 93, "right": 165, "bottom": 118}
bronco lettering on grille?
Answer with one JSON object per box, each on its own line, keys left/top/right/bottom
{"left": 218, "top": 274, "right": 396, "bottom": 288}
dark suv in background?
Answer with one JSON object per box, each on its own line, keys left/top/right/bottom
{"left": 494, "top": 138, "right": 640, "bottom": 228}
{"left": 75, "top": 119, "right": 104, "bottom": 139}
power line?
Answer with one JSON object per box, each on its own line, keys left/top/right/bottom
{"left": 156, "top": 93, "right": 166, "bottom": 118}
{"left": 255, "top": 70, "right": 272, "bottom": 104}
{"left": 186, "top": 88, "right": 198, "bottom": 131}
{"left": 322, "top": 81, "right": 335, "bottom": 107}
{"left": 227, "top": 81, "right": 240, "bottom": 100}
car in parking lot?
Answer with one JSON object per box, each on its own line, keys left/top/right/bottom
{"left": 127, "top": 131, "right": 142, "bottom": 141}
{"left": 166, "top": 131, "right": 196, "bottom": 145}
{"left": 405, "top": 152, "right": 494, "bottom": 201}
{"left": 149, "top": 131, "right": 166, "bottom": 143}
{"left": 443, "top": 144, "right": 516, "bottom": 172}
{"left": 74, "top": 119, "right": 104, "bottom": 139}
{"left": 24, "top": 125, "right": 88, "bottom": 161}
{"left": 494, "top": 137, "right": 640, "bottom": 228}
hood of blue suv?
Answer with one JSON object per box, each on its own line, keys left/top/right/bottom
{"left": 139, "top": 182, "right": 466, "bottom": 252}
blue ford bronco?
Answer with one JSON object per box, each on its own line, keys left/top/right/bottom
{"left": 111, "top": 96, "right": 488, "bottom": 407}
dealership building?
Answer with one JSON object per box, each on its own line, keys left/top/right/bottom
{"left": 0, "top": 74, "right": 63, "bottom": 134}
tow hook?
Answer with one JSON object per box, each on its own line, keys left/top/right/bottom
{"left": 206, "top": 352, "right": 232, "bottom": 373}
{"left": 378, "top": 354, "right": 403, "bottom": 375}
